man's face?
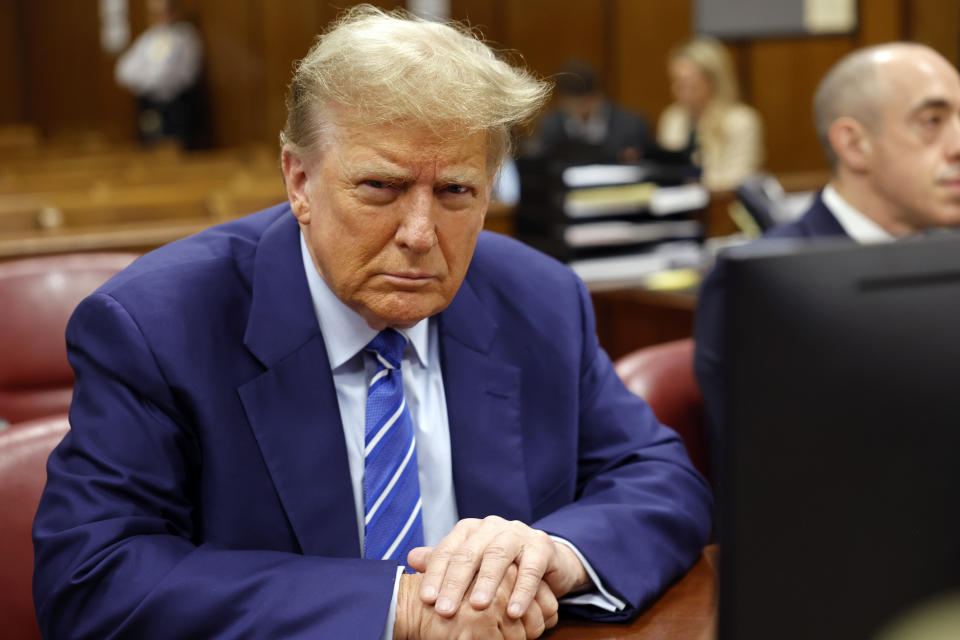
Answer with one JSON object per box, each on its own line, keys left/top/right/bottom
{"left": 865, "top": 50, "right": 960, "bottom": 233}
{"left": 284, "top": 118, "right": 492, "bottom": 330}
{"left": 668, "top": 58, "right": 712, "bottom": 115}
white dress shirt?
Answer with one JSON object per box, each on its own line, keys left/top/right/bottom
{"left": 299, "top": 233, "right": 623, "bottom": 636}
{"left": 115, "top": 21, "right": 203, "bottom": 102}
{"left": 822, "top": 184, "right": 896, "bottom": 244}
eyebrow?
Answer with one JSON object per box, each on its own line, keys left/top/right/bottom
{"left": 909, "top": 97, "right": 953, "bottom": 115}
{"left": 346, "top": 162, "right": 485, "bottom": 186}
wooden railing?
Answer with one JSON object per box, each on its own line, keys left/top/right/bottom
{"left": 0, "top": 136, "right": 286, "bottom": 260}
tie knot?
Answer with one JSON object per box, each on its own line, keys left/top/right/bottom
{"left": 365, "top": 329, "right": 407, "bottom": 369}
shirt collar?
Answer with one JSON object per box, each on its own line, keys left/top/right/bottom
{"left": 299, "top": 231, "right": 430, "bottom": 369}
{"left": 822, "top": 184, "right": 896, "bottom": 244}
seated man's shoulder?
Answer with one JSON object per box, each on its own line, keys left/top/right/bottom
{"left": 471, "top": 231, "right": 579, "bottom": 293}
{"left": 467, "top": 232, "right": 589, "bottom": 331}
{"left": 102, "top": 204, "right": 288, "bottom": 299}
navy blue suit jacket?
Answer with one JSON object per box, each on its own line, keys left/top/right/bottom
{"left": 33, "top": 204, "right": 712, "bottom": 639}
{"left": 693, "top": 193, "right": 848, "bottom": 475}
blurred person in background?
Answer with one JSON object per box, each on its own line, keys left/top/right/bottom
{"left": 115, "top": 0, "right": 206, "bottom": 149}
{"left": 657, "top": 37, "right": 764, "bottom": 191}
{"left": 528, "top": 59, "right": 653, "bottom": 166}
{"left": 694, "top": 42, "right": 960, "bottom": 486}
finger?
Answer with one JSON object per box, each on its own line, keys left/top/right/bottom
{"left": 406, "top": 546, "right": 432, "bottom": 573}
{"left": 498, "top": 564, "right": 527, "bottom": 640}
{"left": 433, "top": 518, "right": 510, "bottom": 616}
{"left": 418, "top": 519, "right": 480, "bottom": 611}
{"left": 535, "top": 581, "right": 559, "bottom": 631}
{"left": 519, "top": 583, "right": 549, "bottom": 639}
{"left": 507, "top": 529, "right": 554, "bottom": 618}
{"left": 468, "top": 531, "right": 524, "bottom": 610}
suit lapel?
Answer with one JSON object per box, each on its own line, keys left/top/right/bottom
{"left": 238, "top": 211, "right": 359, "bottom": 558}
{"left": 802, "top": 192, "right": 849, "bottom": 237}
{"left": 439, "top": 277, "right": 532, "bottom": 522}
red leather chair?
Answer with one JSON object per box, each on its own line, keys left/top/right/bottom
{"left": 0, "top": 414, "right": 69, "bottom": 640}
{"left": 614, "top": 338, "right": 711, "bottom": 482}
{"left": 0, "top": 252, "right": 137, "bottom": 424}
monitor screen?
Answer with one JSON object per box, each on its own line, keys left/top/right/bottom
{"left": 717, "top": 235, "right": 960, "bottom": 640}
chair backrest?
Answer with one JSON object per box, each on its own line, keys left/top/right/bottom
{"left": 735, "top": 173, "right": 789, "bottom": 232}
{"left": 614, "top": 338, "right": 710, "bottom": 481}
{"left": 0, "top": 252, "right": 137, "bottom": 424}
{"left": 0, "top": 414, "right": 69, "bottom": 640}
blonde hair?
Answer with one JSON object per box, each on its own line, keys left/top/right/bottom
{"left": 669, "top": 36, "right": 740, "bottom": 105}
{"left": 280, "top": 4, "right": 551, "bottom": 171}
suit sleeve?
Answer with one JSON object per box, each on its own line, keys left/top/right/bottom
{"left": 32, "top": 293, "right": 397, "bottom": 640}
{"left": 532, "top": 275, "right": 713, "bottom": 621}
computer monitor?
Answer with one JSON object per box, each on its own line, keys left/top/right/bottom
{"left": 717, "top": 235, "right": 960, "bottom": 640}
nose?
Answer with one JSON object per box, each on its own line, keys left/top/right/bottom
{"left": 946, "top": 113, "right": 960, "bottom": 160}
{"left": 395, "top": 187, "right": 438, "bottom": 253}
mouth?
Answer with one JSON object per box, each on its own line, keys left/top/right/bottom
{"left": 380, "top": 272, "right": 438, "bottom": 288}
{"left": 938, "top": 178, "right": 960, "bottom": 196}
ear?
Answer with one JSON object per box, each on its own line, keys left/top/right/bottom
{"left": 828, "top": 116, "right": 873, "bottom": 172}
{"left": 281, "top": 146, "right": 312, "bottom": 225}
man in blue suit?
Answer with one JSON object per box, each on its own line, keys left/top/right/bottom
{"left": 33, "top": 7, "right": 712, "bottom": 639}
{"left": 695, "top": 42, "right": 960, "bottom": 477}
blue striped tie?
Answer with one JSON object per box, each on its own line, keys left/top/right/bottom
{"left": 363, "top": 329, "right": 424, "bottom": 569}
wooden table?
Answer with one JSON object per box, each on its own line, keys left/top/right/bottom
{"left": 591, "top": 287, "right": 697, "bottom": 361}
{"left": 547, "top": 546, "right": 718, "bottom": 639}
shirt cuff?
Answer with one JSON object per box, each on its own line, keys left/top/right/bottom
{"left": 550, "top": 535, "right": 626, "bottom": 613}
{"left": 381, "top": 565, "right": 406, "bottom": 640}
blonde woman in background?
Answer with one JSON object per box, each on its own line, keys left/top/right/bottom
{"left": 657, "top": 36, "right": 764, "bottom": 191}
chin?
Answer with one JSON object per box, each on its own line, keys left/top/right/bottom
{"left": 370, "top": 295, "right": 449, "bottom": 329}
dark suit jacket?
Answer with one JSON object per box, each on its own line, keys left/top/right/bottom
{"left": 534, "top": 102, "right": 651, "bottom": 165}
{"left": 693, "top": 192, "right": 848, "bottom": 478}
{"left": 33, "top": 203, "right": 712, "bottom": 639}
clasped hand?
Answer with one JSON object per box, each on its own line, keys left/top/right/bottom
{"left": 394, "top": 516, "right": 590, "bottom": 640}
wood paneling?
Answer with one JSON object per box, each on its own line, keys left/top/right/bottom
{"left": 259, "top": 1, "right": 326, "bottom": 147}
{"left": 748, "top": 37, "right": 854, "bottom": 173}
{"left": 451, "top": 0, "right": 505, "bottom": 44}
{"left": 0, "top": 2, "right": 25, "bottom": 124}
{"left": 907, "top": 0, "right": 960, "bottom": 64}
{"left": 195, "top": 0, "right": 263, "bottom": 149}
{"left": 858, "top": 0, "right": 905, "bottom": 45}
{"left": 6, "top": 0, "right": 959, "bottom": 177}
{"left": 614, "top": 0, "right": 691, "bottom": 125}
{"left": 20, "top": 0, "right": 133, "bottom": 139}
{"left": 502, "top": 0, "right": 610, "bottom": 91}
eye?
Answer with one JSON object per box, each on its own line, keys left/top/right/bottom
{"left": 440, "top": 184, "right": 471, "bottom": 196}
{"left": 356, "top": 179, "right": 401, "bottom": 205}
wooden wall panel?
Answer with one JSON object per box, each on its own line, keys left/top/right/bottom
{"left": 9, "top": 0, "right": 959, "bottom": 177}
{"left": 0, "top": 2, "right": 25, "bottom": 124}
{"left": 259, "top": 1, "right": 326, "bottom": 148}
{"left": 501, "top": 0, "right": 610, "bottom": 93}
{"left": 195, "top": 0, "right": 264, "bottom": 148}
{"left": 451, "top": 0, "right": 506, "bottom": 44}
{"left": 20, "top": 0, "right": 134, "bottom": 140}
{"left": 748, "top": 38, "right": 854, "bottom": 173}
{"left": 613, "top": 0, "right": 691, "bottom": 127}
{"left": 858, "top": 0, "right": 906, "bottom": 45}
{"left": 907, "top": 0, "right": 960, "bottom": 64}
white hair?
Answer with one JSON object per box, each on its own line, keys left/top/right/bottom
{"left": 280, "top": 4, "right": 551, "bottom": 171}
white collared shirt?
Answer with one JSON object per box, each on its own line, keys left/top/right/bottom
{"left": 822, "top": 184, "right": 896, "bottom": 244}
{"left": 299, "top": 233, "right": 458, "bottom": 548}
